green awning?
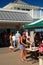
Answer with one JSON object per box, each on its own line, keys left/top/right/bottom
{"left": 23, "top": 19, "right": 43, "bottom": 29}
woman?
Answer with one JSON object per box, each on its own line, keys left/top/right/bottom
{"left": 9, "top": 32, "right": 12, "bottom": 46}
{"left": 20, "top": 32, "right": 28, "bottom": 61}
{"left": 9, "top": 32, "right": 14, "bottom": 52}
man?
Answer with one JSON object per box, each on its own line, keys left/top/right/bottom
{"left": 15, "top": 31, "right": 21, "bottom": 48}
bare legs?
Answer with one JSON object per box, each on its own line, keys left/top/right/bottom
{"left": 20, "top": 50, "right": 27, "bottom": 61}
{"left": 23, "top": 50, "right": 27, "bottom": 60}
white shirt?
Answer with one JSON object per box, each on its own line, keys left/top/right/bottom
{"left": 12, "top": 35, "right": 16, "bottom": 41}
{"left": 15, "top": 32, "right": 20, "bottom": 38}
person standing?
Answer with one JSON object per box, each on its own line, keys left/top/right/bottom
{"left": 20, "top": 32, "right": 28, "bottom": 61}
{"left": 15, "top": 31, "right": 21, "bottom": 48}
{"left": 9, "top": 32, "right": 14, "bottom": 52}
{"left": 12, "top": 33, "right": 16, "bottom": 48}
{"left": 9, "top": 32, "right": 12, "bottom": 46}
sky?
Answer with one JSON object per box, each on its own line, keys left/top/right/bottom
{"left": 0, "top": 0, "right": 43, "bottom": 8}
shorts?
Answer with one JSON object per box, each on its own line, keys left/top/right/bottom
{"left": 20, "top": 44, "right": 26, "bottom": 50}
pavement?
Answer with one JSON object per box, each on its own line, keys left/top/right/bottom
{"left": 0, "top": 47, "right": 39, "bottom": 65}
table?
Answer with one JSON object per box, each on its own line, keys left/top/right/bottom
{"left": 26, "top": 47, "right": 39, "bottom": 60}
{"left": 26, "top": 47, "right": 39, "bottom": 51}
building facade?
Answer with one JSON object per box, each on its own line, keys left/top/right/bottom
{"left": 0, "top": 0, "right": 43, "bottom": 47}
{"left": 3, "top": 0, "right": 43, "bottom": 19}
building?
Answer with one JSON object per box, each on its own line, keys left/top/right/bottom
{"left": 0, "top": 9, "right": 32, "bottom": 29}
{"left": 3, "top": 0, "right": 43, "bottom": 19}
{"left": 3, "top": 0, "right": 41, "bottom": 10}
{"left": 0, "top": 0, "right": 43, "bottom": 34}
{"left": 0, "top": 0, "right": 43, "bottom": 47}
{"left": 1, "top": 0, "right": 42, "bottom": 30}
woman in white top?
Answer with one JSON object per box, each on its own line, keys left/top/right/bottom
{"left": 12, "top": 33, "right": 16, "bottom": 47}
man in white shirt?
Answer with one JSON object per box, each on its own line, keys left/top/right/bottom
{"left": 15, "top": 31, "right": 21, "bottom": 48}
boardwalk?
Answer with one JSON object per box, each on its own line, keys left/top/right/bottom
{"left": 0, "top": 47, "right": 39, "bottom": 65}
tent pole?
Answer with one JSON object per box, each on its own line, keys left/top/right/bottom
{"left": 26, "top": 29, "right": 28, "bottom": 38}
{"left": 30, "top": 31, "right": 35, "bottom": 45}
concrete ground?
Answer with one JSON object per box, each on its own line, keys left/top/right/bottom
{"left": 0, "top": 47, "right": 39, "bottom": 65}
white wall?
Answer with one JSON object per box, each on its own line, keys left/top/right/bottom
{"left": 29, "top": 9, "right": 43, "bottom": 19}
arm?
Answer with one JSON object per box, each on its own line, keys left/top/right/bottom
{"left": 26, "top": 38, "right": 32, "bottom": 44}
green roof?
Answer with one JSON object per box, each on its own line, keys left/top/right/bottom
{"left": 23, "top": 19, "right": 43, "bottom": 29}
